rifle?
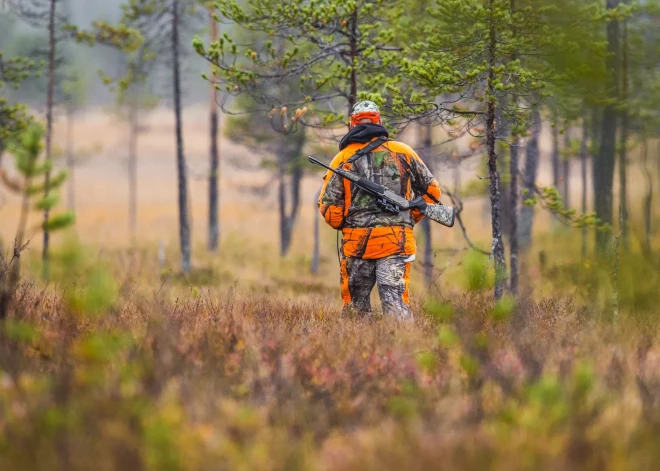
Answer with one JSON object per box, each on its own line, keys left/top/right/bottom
{"left": 309, "top": 156, "right": 455, "bottom": 228}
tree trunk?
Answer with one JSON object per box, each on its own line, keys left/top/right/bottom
{"left": 208, "top": 11, "right": 220, "bottom": 252}
{"left": 509, "top": 131, "right": 519, "bottom": 296}
{"left": 519, "top": 106, "right": 540, "bottom": 251}
{"left": 619, "top": 7, "right": 629, "bottom": 251}
{"left": 42, "top": 0, "right": 57, "bottom": 277}
{"left": 497, "top": 108, "right": 512, "bottom": 238}
{"left": 278, "top": 159, "right": 288, "bottom": 256}
{"left": 0, "top": 167, "right": 34, "bottom": 320}
{"left": 419, "top": 124, "right": 434, "bottom": 287}
{"left": 172, "top": 0, "right": 191, "bottom": 273}
{"left": 128, "top": 99, "right": 138, "bottom": 238}
{"left": 641, "top": 139, "right": 653, "bottom": 254}
{"left": 278, "top": 132, "right": 305, "bottom": 256}
{"left": 551, "top": 108, "right": 560, "bottom": 191}
{"left": 66, "top": 105, "right": 75, "bottom": 213}
{"left": 487, "top": 0, "right": 506, "bottom": 300}
{"left": 347, "top": 9, "right": 358, "bottom": 117}
{"left": 594, "top": 0, "right": 620, "bottom": 254}
{"left": 590, "top": 107, "right": 600, "bottom": 156}
{"left": 311, "top": 189, "right": 321, "bottom": 275}
{"left": 580, "top": 115, "right": 589, "bottom": 259}
{"left": 562, "top": 127, "right": 570, "bottom": 209}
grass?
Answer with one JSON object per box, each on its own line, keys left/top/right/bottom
{"left": 1, "top": 232, "right": 660, "bottom": 470}
{"left": 1, "top": 119, "right": 660, "bottom": 469}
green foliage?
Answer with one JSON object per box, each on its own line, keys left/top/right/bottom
{"left": 524, "top": 186, "right": 610, "bottom": 231}
{"left": 4, "top": 319, "right": 39, "bottom": 344}
{"left": 35, "top": 193, "right": 59, "bottom": 211}
{"left": 43, "top": 211, "right": 75, "bottom": 231}
{"left": 2, "top": 124, "right": 74, "bottom": 235}
{"left": 199, "top": 0, "right": 409, "bottom": 123}
{"left": 462, "top": 250, "right": 494, "bottom": 292}
{"left": 491, "top": 295, "right": 515, "bottom": 322}
{"left": 437, "top": 325, "right": 459, "bottom": 347}
{"left": 423, "top": 298, "right": 454, "bottom": 322}
{"left": 459, "top": 354, "right": 480, "bottom": 377}
{"left": 544, "top": 243, "right": 660, "bottom": 318}
{"left": 0, "top": 50, "right": 37, "bottom": 148}
{"left": 415, "top": 351, "right": 438, "bottom": 374}
{"left": 50, "top": 241, "right": 118, "bottom": 317}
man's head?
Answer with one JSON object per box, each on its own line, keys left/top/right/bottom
{"left": 350, "top": 100, "right": 382, "bottom": 129}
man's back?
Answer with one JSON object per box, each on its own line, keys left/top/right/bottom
{"left": 316, "top": 100, "right": 442, "bottom": 318}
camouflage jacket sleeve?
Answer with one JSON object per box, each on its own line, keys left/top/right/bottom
{"left": 317, "top": 152, "right": 347, "bottom": 230}
{"left": 408, "top": 149, "right": 442, "bottom": 223}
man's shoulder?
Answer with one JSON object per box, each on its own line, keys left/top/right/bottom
{"left": 330, "top": 147, "right": 354, "bottom": 167}
{"left": 384, "top": 140, "right": 416, "bottom": 156}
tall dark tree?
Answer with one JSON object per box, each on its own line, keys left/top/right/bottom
{"left": 42, "top": 0, "right": 57, "bottom": 276}
{"left": 419, "top": 124, "right": 435, "bottom": 287}
{"left": 117, "top": 0, "right": 202, "bottom": 269}
{"left": 311, "top": 189, "right": 321, "bottom": 275}
{"left": 519, "top": 106, "right": 540, "bottom": 251}
{"left": 594, "top": 0, "right": 621, "bottom": 254}
{"left": 207, "top": 10, "right": 220, "bottom": 252}
{"left": 551, "top": 107, "right": 560, "bottom": 200}
{"left": 562, "top": 126, "right": 570, "bottom": 210}
{"left": 277, "top": 129, "right": 306, "bottom": 256}
{"left": 509, "top": 120, "right": 520, "bottom": 296}
{"left": 172, "top": 0, "right": 191, "bottom": 273}
{"left": 580, "top": 115, "right": 589, "bottom": 258}
{"left": 618, "top": 0, "right": 630, "bottom": 251}
{"left": 403, "top": 0, "right": 563, "bottom": 298}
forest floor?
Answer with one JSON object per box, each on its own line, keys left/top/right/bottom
{"left": 1, "top": 108, "right": 660, "bottom": 470}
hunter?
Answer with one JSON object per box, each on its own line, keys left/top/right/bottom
{"left": 317, "top": 100, "right": 442, "bottom": 319}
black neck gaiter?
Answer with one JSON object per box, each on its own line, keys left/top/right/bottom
{"left": 339, "top": 124, "right": 389, "bottom": 151}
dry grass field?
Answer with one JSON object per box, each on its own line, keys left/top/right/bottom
{"left": 2, "top": 107, "right": 660, "bottom": 470}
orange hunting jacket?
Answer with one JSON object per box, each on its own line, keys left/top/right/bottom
{"left": 318, "top": 138, "right": 441, "bottom": 260}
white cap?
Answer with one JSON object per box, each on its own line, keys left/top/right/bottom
{"left": 351, "top": 100, "right": 380, "bottom": 115}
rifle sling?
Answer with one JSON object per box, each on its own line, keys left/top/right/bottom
{"left": 344, "top": 137, "right": 389, "bottom": 165}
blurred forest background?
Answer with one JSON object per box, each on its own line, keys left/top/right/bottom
{"left": 2, "top": 0, "right": 660, "bottom": 470}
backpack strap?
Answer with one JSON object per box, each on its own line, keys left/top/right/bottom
{"left": 345, "top": 137, "right": 389, "bottom": 165}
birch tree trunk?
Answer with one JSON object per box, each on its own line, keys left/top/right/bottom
{"left": 172, "top": 0, "right": 191, "bottom": 273}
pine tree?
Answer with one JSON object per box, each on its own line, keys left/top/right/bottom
{"left": 0, "top": 52, "right": 35, "bottom": 160}
{"left": 10, "top": 0, "right": 141, "bottom": 275}
{"left": 595, "top": 0, "right": 622, "bottom": 254}
{"left": 0, "top": 123, "right": 73, "bottom": 319}
{"left": 402, "top": 0, "right": 554, "bottom": 299}
{"left": 195, "top": 0, "right": 408, "bottom": 123}
{"left": 118, "top": 0, "right": 203, "bottom": 272}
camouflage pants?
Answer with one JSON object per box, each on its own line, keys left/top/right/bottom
{"left": 339, "top": 254, "right": 413, "bottom": 320}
